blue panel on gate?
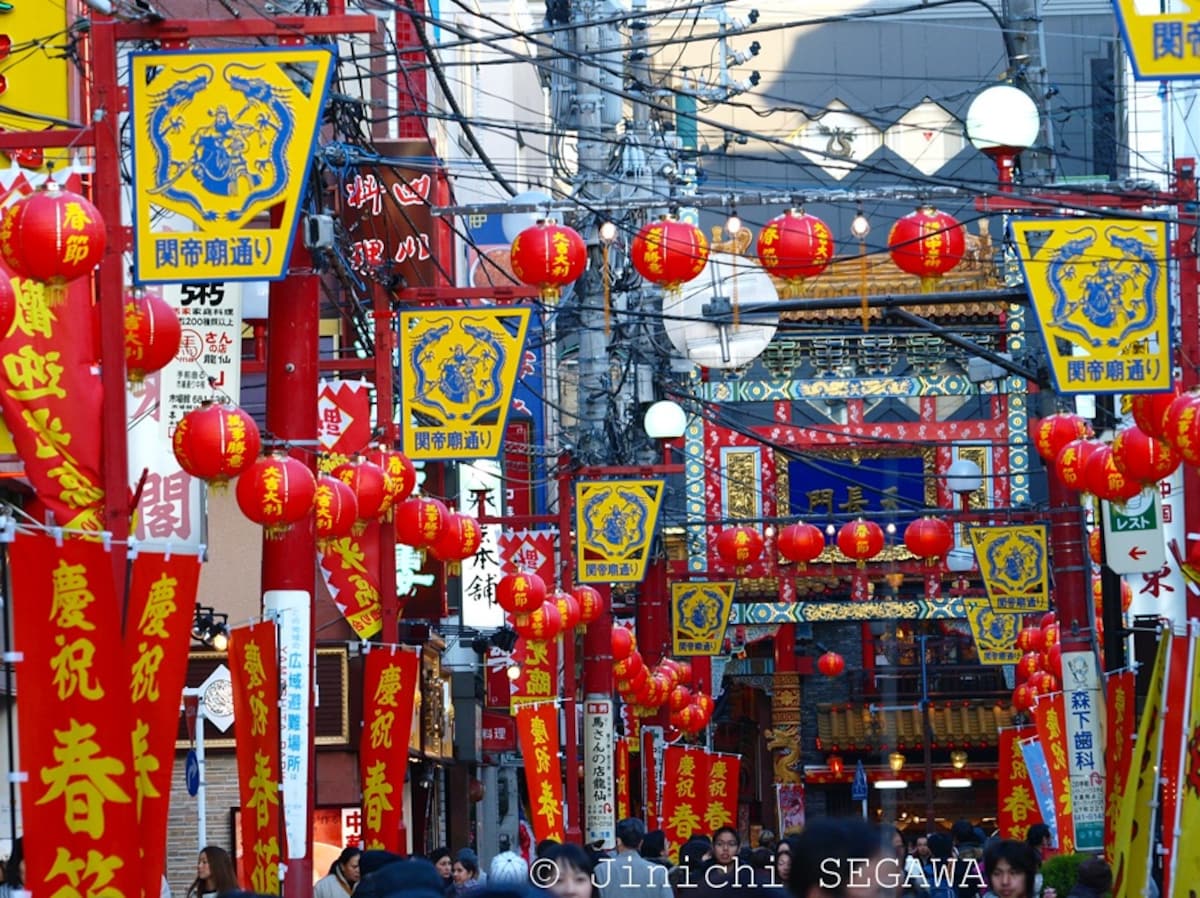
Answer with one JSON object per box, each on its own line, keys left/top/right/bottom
{"left": 787, "top": 452, "right": 929, "bottom": 527}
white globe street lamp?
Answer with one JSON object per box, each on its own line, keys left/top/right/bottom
{"left": 965, "top": 85, "right": 1041, "bottom": 191}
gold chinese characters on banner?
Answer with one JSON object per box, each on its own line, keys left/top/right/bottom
{"left": 575, "top": 479, "right": 664, "bottom": 583}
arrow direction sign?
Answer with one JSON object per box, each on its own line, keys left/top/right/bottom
{"left": 1101, "top": 488, "right": 1165, "bottom": 574}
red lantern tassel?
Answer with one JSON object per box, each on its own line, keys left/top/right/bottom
{"left": 46, "top": 281, "right": 67, "bottom": 308}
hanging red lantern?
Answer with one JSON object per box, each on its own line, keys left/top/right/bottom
{"left": 1088, "top": 528, "right": 1103, "bottom": 565}
{"left": 836, "top": 519, "right": 885, "bottom": 567}
{"left": 715, "top": 525, "right": 765, "bottom": 567}
{"left": 513, "top": 600, "right": 563, "bottom": 641}
{"left": 172, "top": 400, "right": 262, "bottom": 486}
{"left": 777, "top": 522, "right": 826, "bottom": 565}
{"left": 394, "top": 495, "right": 449, "bottom": 548}
{"left": 613, "top": 651, "right": 645, "bottom": 681}
{"left": 1042, "top": 622, "right": 1060, "bottom": 650}
{"left": 428, "top": 512, "right": 483, "bottom": 564}
{"left": 1030, "top": 671, "right": 1059, "bottom": 695}
{"left": 123, "top": 288, "right": 181, "bottom": 386}
{"left": 755, "top": 208, "right": 834, "bottom": 294}
{"left": 669, "top": 685, "right": 693, "bottom": 713}
{"left": 1131, "top": 385, "right": 1181, "bottom": 439}
{"left": 827, "top": 754, "right": 845, "bottom": 777}
{"left": 235, "top": 452, "right": 317, "bottom": 540}
{"left": 611, "top": 625, "right": 636, "bottom": 661}
{"left": 1016, "top": 626, "right": 1044, "bottom": 654}
{"left": 1043, "top": 643, "right": 1063, "bottom": 679}
{"left": 1012, "top": 683, "right": 1037, "bottom": 713}
{"left": 314, "top": 475, "right": 359, "bottom": 547}
{"left": 903, "top": 517, "right": 954, "bottom": 565}
{"left": 1031, "top": 413, "right": 1090, "bottom": 463}
{"left": 366, "top": 447, "right": 418, "bottom": 515}
{"left": 1084, "top": 444, "right": 1142, "bottom": 503}
{"left": 695, "top": 692, "right": 715, "bottom": 722}
{"left": 554, "top": 590, "right": 582, "bottom": 631}
{"left": 1016, "top": 651, "right": 1043, "bottom": 683}
{"left": 676, "top": 660, "right": 693, "bottom": 685}
{"left": 1054, "top": 438, "right": 1102, "bottom": 492}
{"left": 574, "top": 584, "right": 605, "bottom": 624}
{"left": 0, "top": 179, "right": 106, "bottom": 304}
{"left": 1112, "top": 425, "right": 1180, "bottom": 484}
{"left": 817, "top": 651, "right": 845, "bottom": 677}
{"left": 1162, "top": 391, "right": 1200, "bottom": 463}
{"left": 496, "top": 571, "right": 547, "bottom": 615}
{"left": 1041, "top": 611, "right": 1057, "bottom": 629}
{"left": 887, "top": 205, "right": 965, "bottom": 291}
{"left": 0, "top": 272, "right": 14, "bottom": 339}
{"left": 509, "top": 221, "right": 588, "bottom": 302}
{"left": 630, "top": 216, "right": 709, "bottom": 290}
{"left": 332, "top": 457, "right": 389, "bottom": 528}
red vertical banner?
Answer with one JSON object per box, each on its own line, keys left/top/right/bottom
{"left": 510, "top": 637, "right": 558, "bottom": 710}
{"left": 125, "top": 551, "right": 203, "bottom": 898}
{"left": 360, "top": 647, "right": 420, "bottom": 852}
{"left": 8, "top": 531, "right": 140, "bottom": 898}
{"left": 229, "top": 622, "right": 282, "bottom": 893}
{"left": 318, "top": 526, "right": 383, "bottom": 639}
{"left": 660, "top": 746, "right": 710, "bottom": 857}
{"left": 514, "top": 701, "right": 565, "bottom": 842}
{"left": 1104, "top": 670, "right": 1135, "bottom": 854}
{"left": 615, "top": 738, "right": 631, "bottom": 822}
{"left": 998, "top": 726, "right": 1043, "bottom": 840}
{"left": 1035, "top": 693, "right": 1076, "bottom": 853}
{"left": 703, "top": 753, "right": 740, "bottom": 833}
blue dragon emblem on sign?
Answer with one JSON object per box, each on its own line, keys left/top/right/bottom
{"left": 409, "top": 316, "right": 508, "bottom": 421}
{"left": 582, "top": 487, "right": 650, "bottom": 557}
{"left": 983, "top": 531, "right": 1044, "bottom": 597}
{"left": 1046, "top": 224, "right": 1158, "bottom": 348}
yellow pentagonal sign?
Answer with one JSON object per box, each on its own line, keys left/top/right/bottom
{"left": 968, "top": 524, "right": 1050, "bottom": 613}
{"left": 575, "top": 480, "right": 665, "bottom": 583}
{"left": 671, "top": 581, "right": 735, "bottom": 656}
{"left": 964, "top": 598, "right": 1022, "bottom": 665}
{"left": 1113, "top": 0, "right": 1200, "bottom": 79}
{"left": 129, "top": 48, "right": 335, "bottom": 284}
{"left": 399, "top": 307, "right": 531, "bottom": 459}
{"left": 1011, "top": 218, "right": 1170, "bottom": 394}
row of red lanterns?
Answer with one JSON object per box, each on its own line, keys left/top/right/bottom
{"left": 714, "top": 516, "right": 955, "bottom": 569}
{"left": 1011, "top": 612, "right": 1063, "bottom": 713}
{"left": 495, "top": 572, "right": 605, "bottom": 641}
{"left": 508, "top": 206, "right": 967, "bottom": 301}
{"left": 612, "top": 627, "right": 713, "bottom": 735}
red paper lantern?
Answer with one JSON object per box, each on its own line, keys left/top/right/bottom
{"left": 1032, "top": 413, "right": 1090, "bottom": 463}
{"left": 887, "top": 206, "right": 965, "bottom": 290}
{"left": 630, "top": 216, "right": 709, "bottom": 290}
{"left": 695, "top": 692, "right": 715, "bottom": 721}
{"left": 332, "top": 457, "right": 389, "bottom": 526}
{"left": 393, "top": 496, "right": 449, "bottom": 548}
{"left": 509, "top": 221, "right": 588, "bottom": 302}
{"left": 0, "top": 272, "right": 14, "bottom": 339}
{"left": 1112, "top": 425, "right": 1180, "bottom": 484}
{"left": 514, "top": 600, "right": 563, "bottom": 641}
{"left": 715, "top": 525, "right": 765, "bottom": 566}
{"left": 1132, "top": 386, "right": 1180, "bottom": 439}
{"left": 367, "top": 448, "right": 418, "bottom": 514}
{"left": 172, "top": 400, "right": 261, "bottom": 485}
{"left": 669, "top": 685, "right": 693, "bottom": 713}
{"left": 1030, "top": 671, "right": 1059, "bottom": 695}
{"left": 428, "top": 512, "right": 483, "bottom": 563}
{"left": 1163, "top": 391, "right": 1200, "bottom": 464}
{"left": 827, "top": 755, "right": 845, "bottom": 777}
{"left": 903, "top": 517, "right": 953, "bottom": 565}
{"left": 836, "top": 520, "right": 885, "bottom": 566}
{"left": 1042, "top": 622, "right": 1060, "bottom": 650}
{"left": 676, "top": 660, "right": 693, "bottom": 685}
{"left": 574, "top": 584, "right": 605, "bottom": 624}
{"left": 1016, "top": 626, "right": 1044, "bottom": 654}
{"left": 123, "top": 288, "right": 181, "bottom": 385}
{"left": 755, "top": 208, "right": 834, "bottom": 291}
{"left": 496, "top": 571, "right": 547, "bottom": 615}
{"left": 1016, "top": 651, "right": 1042, "bottom": 683}
{"left": 0, "top": 179, "right": 106, "bottom": 304}
{"left": 612, "top": 625, "right": 636, "bottom": 660}
{"left": 314, "top": 475, "right": 359, "bottom": 547}
{"left": 817, "top": 651, "right": 845, "bottom": 677}
{"left": 554, "top": 590, "right": 582, "bottom": 631}
{"left": 1088, "top": 528, "right": 1103, "bottom": 564}
{"left": 1055, "top": 438, "right": 1102, "bottom": 492}
{"left": 613, "top": 651, "right": 645, "bottom": 681}
{"left": 1012, "top": 683, "right": 1037, "bottom": 713}
{"left": 777, "top": 522, "right": 826, "bottom": 564}
{"left": 1084, "top": 444, "right": 1142, "bottom": 503}
{"left": 235, "top": 452, "right": 317, "bottom": 539}
{"left": 1043, "top": 643, "right": 1063, "bottom": 679}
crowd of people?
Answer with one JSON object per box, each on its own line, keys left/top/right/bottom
{"left": 173, "top": 817, "right": 1115, "bottom": 898}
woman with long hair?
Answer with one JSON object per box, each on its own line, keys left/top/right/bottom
{"left": 315, "top": 846, "right": 362, "bottom": 898}
{"left": 185, "top": 846, "right": 239, "bottom": 898}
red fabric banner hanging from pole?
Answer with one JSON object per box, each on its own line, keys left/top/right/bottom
{"left": 704, "top": 752, "right": 740, "bottom": 833}
{"left": 510, "top": 637, "right": 558, "bottom": 710}
{"left": 229, "top": 622, "right": 282, "bottom": 893}
{"left": 124, "top": 550, "right": 203, "bottom": 898}
{"left": 318, "top": 525, "right": 383, "bottom": 639}
{"left": 660, "top": 745, "right": 710, "bottom": 857}
{"left": 615, "top": 738, "right": 631, "bottom": 823}
{"left": 514, "top": 701, "right": 565, "bottom": 842}
{"left": 1104, "top": 670, "right": 1135, "bottom": 855}
{"left": 8, "top": 531, "right": 140, "bottom": 898}
{"left": 997, "top": 726, "right": 1043, "bottom": 840}
{"left": 360, "top": 646, "right": 420, "bottom": 852}
{"left": 1035, "top": 692, "right": 1076, "bottom": 853}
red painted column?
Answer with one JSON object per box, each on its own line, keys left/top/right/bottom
{"left": 375, "top": 282, "right": 400, "bottom": 645}
{"left": 558, "top": 458, "right": 582, "bottom": 844}
{"left": 265, "top": 231, "right": 318, "bottom": 897}
{"left": 1047, "top": 469, "right": 1090, "bottom": 653}
{"left": 1176, "top": 158, "right": 1200, "bottom": 622}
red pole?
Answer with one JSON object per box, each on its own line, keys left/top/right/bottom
{"left": 375, "top": 283, "right": 400, "bottom": 646}
{"left": 264, "top": 228, "right": 319, "bottom": 897}
{"left": 1176, "top": 158, "right": 1200, "bottom": 623}
{"left": 558, "top": 457, "right": 582, "bottom": 844}
{"left": 1047, "top": 470, "right": 1090, "bottom": 654}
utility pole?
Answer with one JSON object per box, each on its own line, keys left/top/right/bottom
{"left": 1002, "top": 0, "right": 1056, "bottom": 180}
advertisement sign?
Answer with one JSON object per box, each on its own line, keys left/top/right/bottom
{"left": 481, "top": 710, "right": 517, "bottom": 752}
{"left": 129, "top": 49, "right": 334, "bottom": 283}
{"left": 584, "top": 697, "right": 616, "bottom": 847}
{"left": 159, "top": 281, "right": 244, "bottom": 437}
{"left": 575, "top": 480, "right": 665, "bottom": 583}
{"left": 1060, "top": 651, "right": 1106, "bottom": 852}
{"left": 1101, "top": 488, "right": 1165, "bottom": 574}
{"left": 1011, "top": 218, "right": 1170, "bottom": 394}
{"left": 969, "top": 525, "right": 1050, "bottom": 613}
{"left": 265, "top": 590, "right": 312, "bottom": 860}
{"left": 671, "top": 581, "right": 735, "bottom": 655}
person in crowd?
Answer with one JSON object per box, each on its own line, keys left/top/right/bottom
{"left": 354, "top": 857, "right": 447, "bottom": 898}
{"left": 710, "top": 828, "right": 740, "bottom": 875}
{"left": 923, "top": 834, "right": 956, "bottom": 898}
{"left": 537, "top": 841, "right": 563, "bottom": 860}
{"left": 1066, "top": 859, "right": 1111, "bottom": 898}
{"left": 186, "top": 846, "right": 239, "bottom": 898}
{"left": 316, "top": 846, "right": 362, "bottom": 898}
{"left": 758, "top": 830, "right": 777, "bottom": 853}
{"left": 771, "top": 838, "right": 794, "bottom": 888}
{"left": 950, "top": 822, "right": 985, "bottom": 898}
{"left": 490, "top": 835, "right": 529, "bottom": 888}
{"left": 1022, "top": 826, "right": 1053, "bottom": 898}
{"left": 452, "top": 850, "right": 485, "bottom": 896}
{"left": 670, "top": 837, "right": 712, "bottom": 897}
{"left": 430, "top": 849, "right": 455, "bottom": 895}
{"left": 0, "top": 840, "right": 21, "bottom": 898}
{"left": 598, "top": 818, "right": 672, "bottom": 898}
{"left": 546, "top": 843, "right": 599, "bottom": 898}
{"left": 787, "top": 818, "right": 891, "bottom": 898}
{"left": 640, "top": 831, "right": 672, "bottom": 869}
{"left": 981, "top": 840, "right": 1053, "bottom": 898}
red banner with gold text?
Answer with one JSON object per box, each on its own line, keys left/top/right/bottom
{"left": 704, "top": 753, "right": 740, "bottom": 833}
{"left": 660, "top": 745, "right": 710, "bottom": 856}
{"left": 318, "top": 525, "right": 383, "bottom": 639}
{"left": 125, "top": 550, "right": 202, "bottom": 898}
{"left": 0, "top": 173, "right": 105, "bottom": 531}
{"left": 360, "top": 646, "right": 420, "bottom": 852}
{"left": 1035, "top": 693, "right": 1076, "bottom": 854}
{"left": 515, "top": 701, "right": 565, "bottom": 842}
{"left": 510, "top": 637, "right": 558, "bottom": 710}
{"left": 1104, "top": 670, "right": 1135, "bottom": 854}
{"left": 9, "top": 531, "right": 140, "bottom": 898}
{"left": 229, "top": 622, "right": 282, "bottom": 892}
{"left": 317, "top": 379, "right": 372, "bottom": 458}
{"left": 615, "top": 738, "right": 631, "bottom": 823}
{"left": 998, "top": 726, "right": 1043, "bottom": 840}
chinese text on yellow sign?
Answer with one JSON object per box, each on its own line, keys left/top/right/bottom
{"left": 969, "top": 524, "right": 1050, "bottom": 613}
{"left": 671, "top": 582, "right": 735, "bottom": 656}
{"left": 575, "top": 480, "right": 664, "bottom": 583}
{"left": 1112, "top": 0, "right": 1200, "bottom": 80}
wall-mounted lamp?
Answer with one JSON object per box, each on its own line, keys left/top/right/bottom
{"left": 192, "top": 603, "right": 229, "bottom": 652}
{"left": 936, "top": 777, "right": 972, "bottom": 789}
{"left": 888, "top": 751, "right": 906, "bottom": 774}
{"left": 950, "top": 750, "right": 968, "bottom": 770}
